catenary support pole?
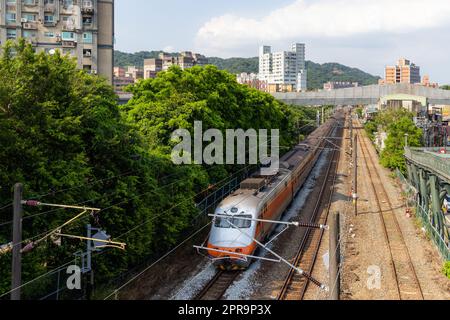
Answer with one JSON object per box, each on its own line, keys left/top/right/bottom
{"left": 353, "top": 134, "right": 358, "bottom": 216}
{"left": 329, "top": 212, "right": 340, "bottom": 300}
{"left": 11, "top": 183, "right": 23, "bottom": 300}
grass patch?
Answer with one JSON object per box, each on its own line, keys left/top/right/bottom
{"left": 443, "top": 261, "right": 450, "bottom": 279}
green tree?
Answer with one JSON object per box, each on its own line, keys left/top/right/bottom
{"left": 0, "top": 40, "right": 206, "bottom": 298}
{"left": 0, "top": 44, "right": 317, "bottom": 298}
{"left": 379, "top": 114, "right": 422, "bottom": 173}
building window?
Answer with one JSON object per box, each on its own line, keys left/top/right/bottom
{"left": 22, "top": 14, "right": 37, "bottom": 21}
{"left": 22, "top": 30, "right": 36, "bottom": 39}
{"left": 6, "top": 13, "right": 16, "bottom": 23}
{"left": 82, "top": 32, "right": 93, "bottom": 44}
{"left": 6, "top": 29, "right": 17, "bottom": 40}
{"left": 44, "top": 15, "right": 54, "bottom": 23}
{"left": 83, "top": 49, "right": 92, "bottom": 57}
{"left": 61, "top": 31, "right": 76, "bottom": 41}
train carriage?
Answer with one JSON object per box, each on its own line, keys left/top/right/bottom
{"left": 206, "top": 115, "right": 339, "bottom": 270}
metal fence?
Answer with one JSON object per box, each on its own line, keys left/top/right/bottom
{"left": 396, "top": 169, "right": 450, "bottom": 261}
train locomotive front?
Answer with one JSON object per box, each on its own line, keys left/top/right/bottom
{"left": 207, "top": 189, "right": 262, "bottom": 270}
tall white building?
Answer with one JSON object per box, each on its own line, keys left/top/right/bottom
{"left": 258, "top": 43, "right": 307, "bottom": 92}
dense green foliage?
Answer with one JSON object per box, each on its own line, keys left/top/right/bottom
{"left": 0, "top": 40, "right": 204, "bottom": 298}
{"left": 206, "top": 57, "right": 259, "bottom": 75}
{"left": 364, "top": 109, "right": 423, "bottom": 173}
{"left": 114, "top": 50, "right": 380, "bottom": 90}
{"left": 0, "top": 41, "right": 317, "bottom": 299}
{"left": 444, "top": 261, "right": 450, "bottom": 279}
{"left": 114, "top": 50, "right": 176, "bottom": 68}
{"left": 441, "top": 85, "right": 450, "bottom": 90}
{"left": 306, "top": 61, "right": 380, "bottom": 90}
{"left": 123, "top": 65, "right": 309, "bottom": 156}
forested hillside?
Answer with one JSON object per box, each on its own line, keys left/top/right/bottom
{"left": 114, "top": 50, "right": 380, "bottom": 90}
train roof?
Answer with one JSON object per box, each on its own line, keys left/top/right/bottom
{"left": 216, "top": 169, "right": 291, "bottom": 215}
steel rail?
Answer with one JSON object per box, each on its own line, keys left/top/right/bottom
{"left": 357, "top": 124, "right": 424, "bottom": 300}
{"left": 278, "top": 121, "right": 343, "bottom": 300}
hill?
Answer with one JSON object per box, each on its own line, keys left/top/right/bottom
{"left": 114, "top": 50, "right": 381, "bottom": 90}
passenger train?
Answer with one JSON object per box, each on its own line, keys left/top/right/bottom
{"left": 205, "top": 114, "right": 341, "bottom": 270}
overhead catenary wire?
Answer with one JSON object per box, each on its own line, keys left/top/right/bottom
{"left": 102, "top": 121, "right": 338, "bottom": 298}
{"left": 0, "top": 167, "right": 203, "bottom": 227}
{"left": 103, "top": 222, "right": 213, "bottom": 300}
{"left": 0, "top": 257, "right": 77, "bottom": 299}
{"left": 0, "top": 127, "right": 318, "bottom": 297}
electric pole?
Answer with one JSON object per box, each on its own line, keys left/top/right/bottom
{"left": 353, "top": 135, "right": 358, "bottom": 216}
{"left": 11, "top": 183, "right": 23, "bottom": 300}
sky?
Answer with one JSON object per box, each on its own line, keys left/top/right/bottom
{"left": 115, "top": 0, "right": 450, "bottom": 83}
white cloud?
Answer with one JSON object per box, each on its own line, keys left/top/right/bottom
{"left": 163, "top": 45, "right": 176, "bottom": 52}
{"left": 195, "top": 0, "right": 450, "bottom": 53}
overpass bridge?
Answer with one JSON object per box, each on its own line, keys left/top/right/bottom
{"left": 404, "top": 147, "right": 450, "bottom": 260}
{"left": 273, "top": 84, "right": 450, "bottom": 106}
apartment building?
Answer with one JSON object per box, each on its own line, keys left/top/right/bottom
{"left": 113, "top": 65, "right": 143, "bottom": 93}
{"left": 384, "top": 58, "right": 421, "bottom": 84}
{"left": 0, "top": 0, "right": 114, "bottom": 83}
{"left": 143, "top": 51, "right": 208, "bottom": 79}
{"left": 258, "top": 43, "right": 307, "bottom": 92}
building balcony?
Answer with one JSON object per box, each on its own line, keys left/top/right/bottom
{"left": 62, "top": 24, "right": 77, "bottom": 31}
{"left": 61, "top": 40, "right": 77, "bottom": 48}
{"left": 22, "top": 22, "right": 38, "bottom": 30}
{"left": 44, "top": 5, "right": 56, "bottom": 13}
{"left": 81, "top": 6, "right": 95, "bottom": 14}
{"left": 44, "top": 21, "right": 57, "bottom": 27}
{"left": 6, "top": 4, "right": 17, "bottom": 11}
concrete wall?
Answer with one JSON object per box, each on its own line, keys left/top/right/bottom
{"left": 273, "top": 84, "right": 450, "bottom": 106}
{"left": 97, "top": 0, "right": 114, "bottom": 83}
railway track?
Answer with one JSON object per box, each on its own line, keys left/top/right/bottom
{"left": 357, "top": 123, "right": 424, "bottom": 300}
{"left": 278, "top": 123, "right": 343, "bottom": 300}
{"left": 194, "top": 271, "right": 240, "bottom": 300}
{"left": 195, "top": 117, "right": 344, "bottom": 301}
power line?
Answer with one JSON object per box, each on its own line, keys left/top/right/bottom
{"left": 0, "top": 203, "right": 12, "bottom": 212}
{"left": 0, "top": 257, "right": 77, "bottom": 299}
{"left": 0, "top": 163, "right": 228, "bottom": 229}
{"left": 103, "top": 222, "right": 212, "bottom": 300}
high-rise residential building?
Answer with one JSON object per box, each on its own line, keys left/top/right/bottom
{"left": 143, "top": 51, "right": 208, "bottom": 79}
{"left": 0, "top": 0, "right": 114, "bottom": 83}
{"left": 384, "top": 58, "right": 421, "bottom": 84}
{"left": 258, "top": 43, "right": 307, "bottom": 92}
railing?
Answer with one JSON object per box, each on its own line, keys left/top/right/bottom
{"left": 396, "top": 169, "right": 450, "bottom": 261}
{"left": 405, "top": 147, "right": 450, "bottom": 182}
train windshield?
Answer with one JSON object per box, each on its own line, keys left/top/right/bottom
{"left": 214, "top": 215, "right": 253, "bottom": 229}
